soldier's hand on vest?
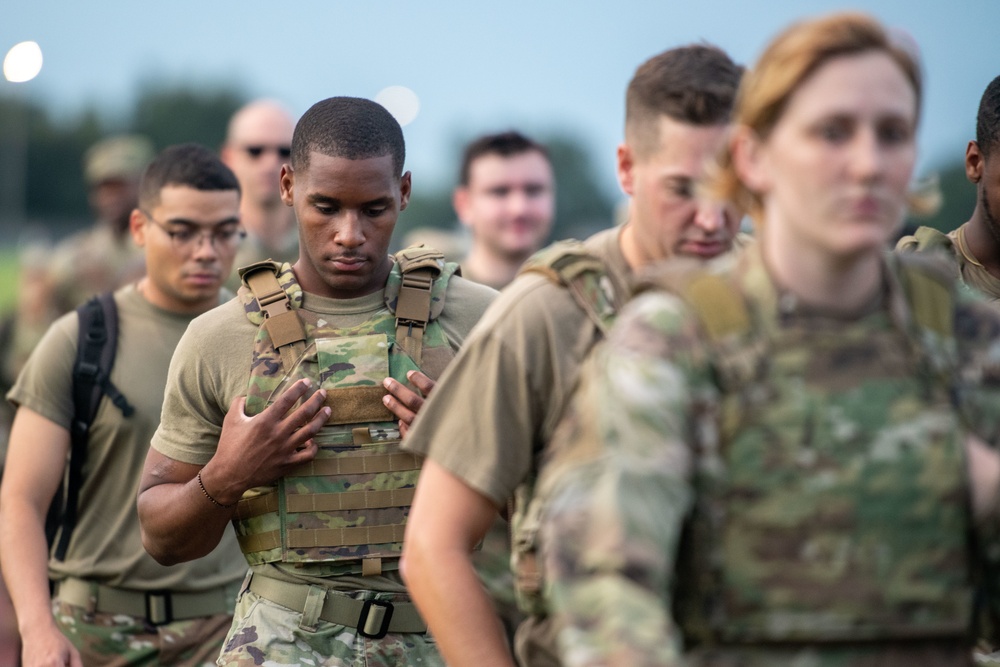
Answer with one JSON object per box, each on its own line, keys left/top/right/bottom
{"left": 215, "top": 379, "right": 331, "bottom": 489}
{"left": 383, "top": 370, "right": 436, "bottom": 439}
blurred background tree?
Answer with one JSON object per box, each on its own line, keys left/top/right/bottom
{"left": 0, "top": 80, "right": 978, "bottom": 310}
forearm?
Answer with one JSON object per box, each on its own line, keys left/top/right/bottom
{"left": 403, "top": 541, "right": 515, "bottom": 667}
{"left": 137, "top": 461, "right": 235, "bottom": 565}
{"left": 0, "top": 497, "right": 59, "bottom": 636}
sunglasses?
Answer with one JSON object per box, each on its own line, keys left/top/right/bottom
{"left": 244, "top": 145, "right": 291, "bottom": 159}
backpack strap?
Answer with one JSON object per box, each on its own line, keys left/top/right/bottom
{"left": 520, "top": 241, "right": 622, "bottom": 335}
{"left": 393, "top": 246, "right": 444, "bottom": 366}
{"left": 55, "top": 292, "right": 134, "bottom": 561}
{"left": 241, "top": 261, "right": 308, "bottom": 370}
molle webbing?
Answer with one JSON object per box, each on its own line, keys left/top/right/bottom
{"left": 393, "top": 246, "right": 442, "bottom": 365}
{"left": 243, "top": 262, "right": 307, "bottom": 370}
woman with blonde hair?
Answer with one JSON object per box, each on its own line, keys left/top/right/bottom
{"left": 534, "top": 12, "right": 1000, "bottom": 666}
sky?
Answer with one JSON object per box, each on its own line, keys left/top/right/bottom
{"left": 3, "top": 1, "right": 999, "bottom": 200}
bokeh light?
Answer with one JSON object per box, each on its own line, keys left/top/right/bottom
{"left": 3, "top": 41, "right": 43, "bottom": 83}
{"left": 375, "top": 86, "right": 420, "bottom": 127}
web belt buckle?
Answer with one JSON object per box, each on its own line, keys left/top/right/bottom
{"left": 357, "top": 599, "right": 394, "bottom": 639}
{"left": 145, "top": 590, "right": 173, "bottom": 626}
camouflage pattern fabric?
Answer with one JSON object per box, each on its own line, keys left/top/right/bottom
{"left": 53, "top": 599, "right": 231, "bottom": 667}
{"left": 217, "top": 589, "right": 442, "bottom": 667}
{"left": 535, "top": 246, "right": 1000, "bottom": 666}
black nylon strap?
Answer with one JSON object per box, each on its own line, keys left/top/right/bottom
{"left": 54, "top": 292, "right": 133, "bottom": 561}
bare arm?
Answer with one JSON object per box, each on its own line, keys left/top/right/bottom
{"left": 0, "top": 408, "right": 83, "bottom": 667}
{"left": 401, "top": 459, "right": 515, "bottom": 667}
{"left": 383, "top": 370, "right": 435, "bottom": 439}
{"left": 137, "top": 378, "right": 330, "bottom": 565}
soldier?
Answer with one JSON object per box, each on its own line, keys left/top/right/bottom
{"left": 454, "top": 131, "right": 555, "bottom": 290}
{"left": 0, "top": 135, "right": 154, "bottom": 435}
{"left": 135, "top": 97, "right": 496, "bottom": 666}
{"left": 896, "top": 74, "right": 1000, "bottom": 300}
{"left": 452, "top": 129, "right": 556, "bottom": 646}
{"left": 0, "top": 144, "right": 247, "bottom": 666}
{"left": 221, "top": 99, "right": 300, "bottom": 285}
{"left": 400, "top": 45, "right": 743, "bottom": 666}
{"left": 536, "top": 13, "right": 1000, "bottom": 665}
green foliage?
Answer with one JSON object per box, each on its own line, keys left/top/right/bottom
{"left": 0, "top": 83, "right": 247, "bottom": 237}
{"left": 131, "top": 84, "right": 245, "bottom": 152}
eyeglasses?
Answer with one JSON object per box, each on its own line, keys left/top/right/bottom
{"left": 244, "top": 145, "right": 291, "bottom": 160}
{"left": 143, "top": 213, "right": 247, "bottom": 252}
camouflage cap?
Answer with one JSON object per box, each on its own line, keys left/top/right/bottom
{"left": 83, "top": 135, "right": 154, "bottom": 185}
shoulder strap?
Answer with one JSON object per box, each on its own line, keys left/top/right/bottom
{"left": 242, "top": 261, "right": 308, "bottom": 370}
{"left": 897, "top": 225, "right": 955, "bottom": 255}
{"left": 55, "top": 292, "right": 134, "bottom": 561}
{"left": 892, "top": 254, "right": 958, "bottom": 386}
{"left": 520, "top": 241, "right": 621, "bottom": 335}
{"left": 640, "top": 267, "right": 762, "bottom": 395}
{"left": 393, "top": 246, "right": 445, "bottom": 366}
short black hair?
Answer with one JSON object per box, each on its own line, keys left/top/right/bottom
{"left": 977, "top": 75, "right": 1000, "bottom": 158}
{"left": 626, "top": 44, "right": 743, "bottom": 157}
{"left": 291, "top": 97, "right": 406, "bottom": 176}
{"left": 457, "top": 131, "right": 550, "bottom": 186}
{"left": 138, "top": 143, "right": 240, "bottom": 210}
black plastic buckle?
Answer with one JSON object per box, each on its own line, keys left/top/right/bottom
{"left": 357, "top": 599, "right": 394, "bottom": 639}
{"left": 145, "top": 590, "right": 173, "bottom": 626}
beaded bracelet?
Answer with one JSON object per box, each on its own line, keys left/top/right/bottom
{"left": 197, "top": 471, "right": 234, "bottom": 509}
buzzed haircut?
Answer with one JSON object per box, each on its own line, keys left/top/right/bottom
{"left": 458, "top": 131, "right": 550, "bottom": 186}
{"left": 977, "top": 75, "right": 1000, "bottom": 158}
{"left": 291, "top": 96, "right": 406, "bottom": 176}
{"left": 626, "top": 44, "right": 743, "bottom": 156}
{"left": 138, "top": 143, "right": 240, "bottom": 210}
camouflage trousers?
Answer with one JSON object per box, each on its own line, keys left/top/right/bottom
{"left": 52, "top": 598, "right": 232, "bottom": 666}
{"left": 218, "top": 588, "right": 442, "bottom": 667}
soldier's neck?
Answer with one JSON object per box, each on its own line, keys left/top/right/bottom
{"left": 963, "top": 208, "right": 1000, "bottom": 278}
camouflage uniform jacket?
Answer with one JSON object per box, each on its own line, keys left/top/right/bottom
{"left": 536, "top": 243, "right": 1000, "bottom": 666}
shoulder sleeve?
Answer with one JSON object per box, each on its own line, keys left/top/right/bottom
{"left": 151, "top": 299, "right": 252, "bottom": 465}
{"left": 6, "top": 311, "right": 79, "bottom": 429}
{"left": 537, "top": 291, "right": 712, "bottom": 666}
{"left": 435, "top": 274, "right": 498, "bottom": 347}
{"left": 403, "top": 273, "right": 592, "bottom": 506}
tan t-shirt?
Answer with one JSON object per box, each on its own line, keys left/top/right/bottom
{"left": 152, "top": 266, "right": 496, "bottom": 592}
{"left": 403, "top": 227, "right": 632, "bottom": 506}
{"left": 7, "top": 284, "right": 246, "bottom": 591}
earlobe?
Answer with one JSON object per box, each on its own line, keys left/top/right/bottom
{"left": 452, "top": 187, "right": 470, "bottom": 226}
{"left": 399, "top": 171, "right": 412, "bottom": 211}
{"left": 732, "top": 127, "right": 768, "bottom": 193}
{"left": 279, "top": 165, "right": 295, "bottom": 205}
{"left": 966, "top": 141, "right": 984, "bottom": 184}
{"left": 128, "top": 209, "right": 147, "bottom": 247}
{"left": 616, "top": 144, "right": 635, "bottom": 196}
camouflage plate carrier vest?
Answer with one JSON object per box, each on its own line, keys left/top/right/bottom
{"left": 510, "top": 239, "right": 624, "bottom": 615}
{"left": 231, "top": 247, "right": 458, "bottom": 577}
{"left": 655, "top": 253, "right": 973, "bottom": 645}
